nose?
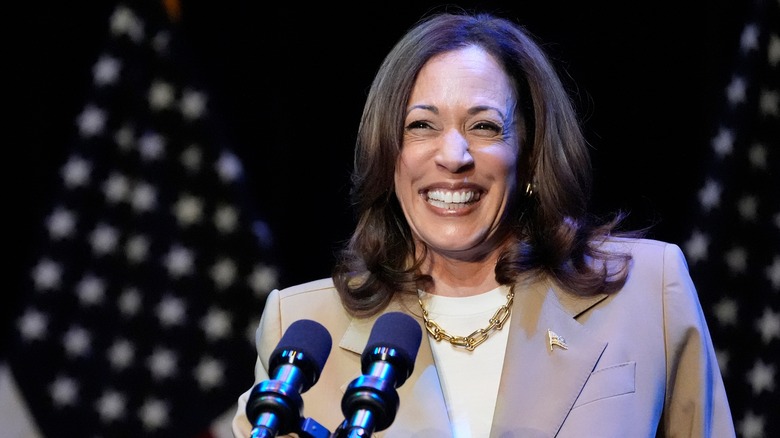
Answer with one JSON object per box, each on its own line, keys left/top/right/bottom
{"left": 435, "top": 129, "right": 474, "bottom": 172}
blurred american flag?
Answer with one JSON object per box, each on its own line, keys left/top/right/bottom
{"left": 683, "top": 0, "right": 779, "bottom": 437}
{"left": 1, "top": 1, "right": 276, "bottom": 436}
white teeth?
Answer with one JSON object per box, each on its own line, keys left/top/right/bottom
{"left": 426, "top": 190, "right": 478, "bottom": 209}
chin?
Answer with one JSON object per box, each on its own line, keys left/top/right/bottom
{"left": 426, "top": 235, "right": 485, "bottom": 254}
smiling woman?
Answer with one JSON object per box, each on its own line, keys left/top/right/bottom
{"left": 8, "top": 1, "right": 765, "bottom": 435}
{"left": 395, "top": 45, "right": 520, "bottom": 262}
{"left": 231, "top": 8, "right": 735, "bottom": 438}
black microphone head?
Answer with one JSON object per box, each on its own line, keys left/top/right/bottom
{"left": 269, "top": 319, "right": 332, "bottom": 390}
{"left": 362, "top": 312, "right": 422, "bottom": 386}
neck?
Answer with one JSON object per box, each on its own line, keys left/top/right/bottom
{"left": 421, "top": 252, "right": 501, "bottom": 297}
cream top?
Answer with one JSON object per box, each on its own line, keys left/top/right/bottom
{"left": 418, "top": 285, "right": 511, "bottom": 438}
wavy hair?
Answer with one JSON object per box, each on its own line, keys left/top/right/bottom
{"left": 332, "top": 10, "right": 638, "bottom": 317}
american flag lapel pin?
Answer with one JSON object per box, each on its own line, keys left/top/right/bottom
{"left": 547, "top": 329, "right": 568, "bottom": 351}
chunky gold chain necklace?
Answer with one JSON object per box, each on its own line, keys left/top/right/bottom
{"left": 419, "top": 286, "right": 514, "bottom": 351}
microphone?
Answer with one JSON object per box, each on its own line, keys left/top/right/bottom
{"left": 245, "top": 319, "right": 332, "bottom": 438}
{"left": 335, "top": 312, "right": 423, "bottom": 437}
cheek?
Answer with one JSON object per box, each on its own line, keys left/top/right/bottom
{"left": 393, "top": 156, "right": 406, "bottom": 189}
{"left": 491, "top": 152, "right": 520, "bottom": 201}
{"left": 393, "top": 155, "right": 413, "bottom": 204}
{"left": 394, "top": 149, "right": 426, "bottom": 187}
{"left": 504, "top": 152, "right": 519, "bottom": 183}
{"left": 486, "top": 147, "right": 519, "bottom": 184}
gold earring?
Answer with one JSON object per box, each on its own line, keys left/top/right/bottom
{"left": 525, "top": 182, "right": 535, "bottom": 196}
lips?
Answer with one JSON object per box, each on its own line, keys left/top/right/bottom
{"left": 424, "top": 189, "right": 481, "bottom": 210}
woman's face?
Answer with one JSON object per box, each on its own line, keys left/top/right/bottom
{"left": 394, "top": 45, "right": 520, "bottom": 260}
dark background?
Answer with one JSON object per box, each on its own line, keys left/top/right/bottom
{"left": 6, "top": 0, "right": 763, "bottom": 434}
{"left": 12, "top": 1, "right": 743, "bottom": 292}
{"left": 10, "top": 1, "right": 743, "bottom": 335}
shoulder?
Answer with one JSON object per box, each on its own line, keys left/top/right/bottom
{"left": 276, "top": 277, "right": 337, "bottom": 298}
{"left": 601, "top": 236, "right": 687, "bottom": 265}
{"left": 600, "top": 237, "right": 696, "bottom": 297}
{"left": 265, "top": 277, "right": 347, "bottom": 322}
{"left": 595, "top": 237, "right": 692, "bottom": 291}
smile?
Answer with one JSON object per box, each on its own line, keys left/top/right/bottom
{"left": 425, "top": 189, "right": 481, "bottom": 210}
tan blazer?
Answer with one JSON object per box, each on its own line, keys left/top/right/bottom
{"left": 232, "top": 238, "right": 735, "bottom": 437}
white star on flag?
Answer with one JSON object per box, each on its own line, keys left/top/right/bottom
{"left": 1, "top": 2, "right": 280, "bottom": 437}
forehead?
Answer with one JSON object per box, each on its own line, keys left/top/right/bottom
{"left": 421, "top": 45, "right": 506, "bottom": 77}
{"left": 411, "top": 45, "right": 516, "bottom": 105}
{"left": 427, "top": 45, "right": 501, "bottom": 67}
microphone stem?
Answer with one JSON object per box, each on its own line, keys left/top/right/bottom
{"left": 250, "top": 424, "right": 276, "bottom": 438}
{"left": 335, "top": 409, "right": 375, "bottom": 437}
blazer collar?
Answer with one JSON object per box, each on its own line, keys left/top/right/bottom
{"left": 337, "top": 292, "right": 422, "bottom": 354}
{"left": 338, "top": 292, "right": 452, "bottom": 436}
{"left": 491, "top": 278, "right": 608, "bottom": 437}
{"left": 336, "top": 279, "right": 609, "bottom": 437}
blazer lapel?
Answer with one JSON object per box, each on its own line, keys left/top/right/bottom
{"left": 337, "top": 295, "right": 451, "bottom": 437}
{"left": 491, "top": 280, "right": 608, "bottom": 437}
{"left": 334, "top": 282, "right": 606, "bottom": 438}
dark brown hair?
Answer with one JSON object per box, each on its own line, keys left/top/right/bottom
{"left": 333, "top": 10, "right": 636, "bottom": 317}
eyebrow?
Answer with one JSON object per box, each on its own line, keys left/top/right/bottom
{"left": 469, "top": 105, "right": 506, "bottom": 120}
{"left": 406, "top": 104, "right": 438, "bottom": 116}
{"left": 405, "top": 104, "right": 507, "bottom": 119}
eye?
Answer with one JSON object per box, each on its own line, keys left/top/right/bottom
{"left": 472, "top": 121, "right": 502, "bottom": 134}
{"left": 405, "top": 120, "right": 434, "bottom": 130}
